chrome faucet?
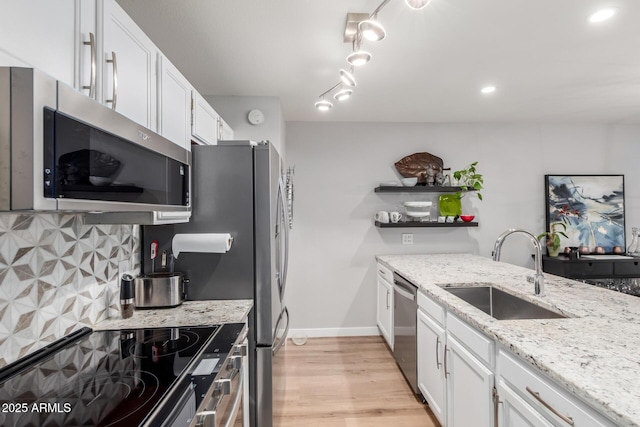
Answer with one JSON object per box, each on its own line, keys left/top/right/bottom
{"left": 492, "top": 229, "right": 545, "bottom": 296}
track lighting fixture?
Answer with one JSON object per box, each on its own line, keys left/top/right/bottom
{"left": 314, "top": 0, "right": 433, "bottom": 112}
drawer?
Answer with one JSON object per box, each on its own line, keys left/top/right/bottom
{"left": 446, "top": 312, "right": 494, "bottom": 367}
{"left": 498, "top": 349, "right": 614, "bottom": 427}
{"left": 418, "top": 290, "right": 445, "bottom": 326}
{"left": 565, "top": 261, "right": 613, "bottom": 277}
{"left": 377, "top": 263, "right": 393, "bottom": 284}
{"left": 613, "top": 259, "right": 640, "bottom": 276}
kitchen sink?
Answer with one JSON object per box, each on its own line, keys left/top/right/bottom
{"left": 443, "top": 286, "right": 567, "bottom": 320}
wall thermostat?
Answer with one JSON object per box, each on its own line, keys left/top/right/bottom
{"left": 247, "top": 109, "right": 265, "bottom": 125}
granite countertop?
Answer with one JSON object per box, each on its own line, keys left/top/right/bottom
{"left": 377, "top": 253, "right": 640, "bottom": 427}
{"left": 95, "top": 299, "right": 253, "bottom": 330}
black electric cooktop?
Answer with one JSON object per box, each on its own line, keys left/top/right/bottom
{"left": 0, "top": 324, "right": 242, "bottom": 427}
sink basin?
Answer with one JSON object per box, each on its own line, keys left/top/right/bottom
{"left": 443, "top": 286, "right": 567, "bottom": 320}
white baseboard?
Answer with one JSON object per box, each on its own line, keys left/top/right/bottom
{"left": 287, "top": 327, "right": 380, "bottom": 338}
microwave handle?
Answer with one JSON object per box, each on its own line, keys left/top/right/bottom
{"left": 106, "top": 51, "right": 118, "bottom": 110}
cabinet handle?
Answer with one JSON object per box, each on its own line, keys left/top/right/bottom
{"left": 106, "top": 51, "right": 118, "bottom": 110}
{"left": 435, "top": 336, "right": 442, "bottom": 369}
{"left": 443, "top": 344, "right": 450, "bottom": 377}
{"left": 526, "top": 386, "right": 575, "bottom": 426}
{"left": 492, "top": 387, "right": 502, "bottom": 427}
{"left": 386, "top": 290, "right": 390, "bottom": 310}
{"left": 82, "top": 32, "right": 96, "bottom": 98}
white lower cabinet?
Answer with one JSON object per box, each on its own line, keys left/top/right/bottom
{"left": 498, "top": 379, "right": 554, "bottom": 427}
{"left": 376, "top": 263, "right": 394, "bottom": 349}
{"left": 417, "top": 291, "right": 494, "bottom": 427}
{"left": 497, "top": 348, "right": 615, "bottom": 427}
{"left": 417, "top": 309, "right": 445, "bottom": 425}
{"left": 446, "top": 335, "right": 494, "bottom": 427}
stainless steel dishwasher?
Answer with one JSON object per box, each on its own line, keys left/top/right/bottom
{"left": 393, "top": 272, "right": 423, "bottom": 399}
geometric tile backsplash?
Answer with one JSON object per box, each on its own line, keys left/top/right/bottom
{"left": 0, "top": 213, "right": 140, "bottom": 367}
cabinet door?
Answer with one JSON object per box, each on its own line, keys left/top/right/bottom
{"left": 0, "top": 0, "right": 77, "bottom": 87}
{"left": 101, "top": 0, "right": 157, "bottom": 129}
{"left": 446, "top": 335, "right": 494, "bottom": 427}
{"left": 498, "top": 380, "right": 553, "bottom": 427}
{"left": 158, "top": 55, "right": 192, "bottom": 149}
{"left": 219, "top": 116, "right": 234, "bottom": 141}
{"left": 192, "top": 91, "right": 219, "bottom": 145}
{"left": 417, "top": 309, "right": 445, "bottom": 425}
{"left": 376, "top": 277, "right": 393, "bottom": 349}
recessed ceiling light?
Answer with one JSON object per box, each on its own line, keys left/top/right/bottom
{"left": 588, "top": 8, "right": 617, "bottom": 23}
{"left": 481, "top": 86, "right": 497, "bottom": 94}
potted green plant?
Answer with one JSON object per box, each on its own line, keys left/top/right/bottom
{"left": 537, "top": 222, "right": 568, "bottom": 257}
{"left": 439, "top": 161, "right": 483, "bottom": 217}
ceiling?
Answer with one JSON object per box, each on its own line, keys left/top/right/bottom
{"left": 117, "top": 0, "right": 640, "bottom": 124}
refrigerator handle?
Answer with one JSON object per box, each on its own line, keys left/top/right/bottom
{"left": 277, "top": 177, "right": 290, "bottom": 302}
{"left": 272, "top": 307, "right": 290, "bottom": 355}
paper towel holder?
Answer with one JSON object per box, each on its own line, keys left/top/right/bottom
{"left": 171, "top": 233, "right": 234, "bottom": 258}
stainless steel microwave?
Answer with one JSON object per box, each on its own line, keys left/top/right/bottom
{"left": 0, "top": 67, "right": 191, "bottom": 223}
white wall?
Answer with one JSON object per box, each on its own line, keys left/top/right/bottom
{"left": 285, "top": 122, "right": 640, "bottom": 336}
{"left": 206, "top": 95, "right": 286, "bottom": 160}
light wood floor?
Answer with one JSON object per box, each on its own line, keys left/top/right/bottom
{"left": 272, "top": 336, "right": 440, "bottom": 427}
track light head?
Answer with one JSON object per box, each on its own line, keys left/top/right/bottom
{"left": 405, "top": 0, "right": 431, "bottom": 10}
{"left": 314, "top": 99, "right": 333, "bottom": 111}
{"left": 347, "top": 50, "right": 372, "bottom": 66}
{"left": 358, "top": 19, "right": 386, "bottom": 42}
{"left": 339, "top": 69, "right": 357, "bottom": 87}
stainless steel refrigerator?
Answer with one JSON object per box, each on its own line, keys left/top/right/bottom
{"left": 141, "top": 141, "right": 290, "bottom": 427}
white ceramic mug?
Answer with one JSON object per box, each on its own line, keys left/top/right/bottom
{"left": 390, "top": 212, "right": 403, "bottom": 223}
{"left": 374, "top": 211, "right": 390, "bottom": 223}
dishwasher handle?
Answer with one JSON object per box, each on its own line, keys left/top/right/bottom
{"left": 394, "top": 282, "right": 416, "bottom": 301}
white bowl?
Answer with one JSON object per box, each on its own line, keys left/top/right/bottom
{"left": 400, "top": 177, "right": 418, "bottom": 187}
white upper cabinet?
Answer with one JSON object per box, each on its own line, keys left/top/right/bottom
{"left": 0, "top": 0, "right": 79, "bottom": 87}
{"left": 192, "top": 91, "right": 219, "bottom": 145}
{"left": 99, "top": 0, "right": 157, "bottom": 129}
{"left": 158, "top": 55, "right": 192, "bottom": 150}
{"left": 219, "top": 116, "right": 234, "bottom": 141}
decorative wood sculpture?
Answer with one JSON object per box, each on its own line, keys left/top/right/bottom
{"left": 394, "top": 152, "right": 449, "bottom": 185}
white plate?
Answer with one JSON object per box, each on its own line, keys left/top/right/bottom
{"left": 405, "top": 212, "right": 432, "bottom": 218}
{"left": 404, "top": 201, "right": 433, "bottom": 208}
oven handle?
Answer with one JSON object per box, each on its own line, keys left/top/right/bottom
{"left": 223, "top": 362, "right": 244, "bottom": 427}
{"left": 194, "top": 363, "right": 242, "bottom": 427}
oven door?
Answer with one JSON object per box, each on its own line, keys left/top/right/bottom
{"left": 193, "top": 341, "right": 247, "bottom": 427}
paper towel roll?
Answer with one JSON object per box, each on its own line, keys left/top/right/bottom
{"left": 172, "top": 233, "right": 233, "bottom": 258}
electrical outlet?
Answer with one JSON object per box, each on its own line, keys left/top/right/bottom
{"left": 402, "top": 233, "right": 413, "bottom": 245}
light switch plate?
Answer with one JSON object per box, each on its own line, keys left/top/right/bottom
{"left": 402, "top": 234, "right": 414, "bottom": 245}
